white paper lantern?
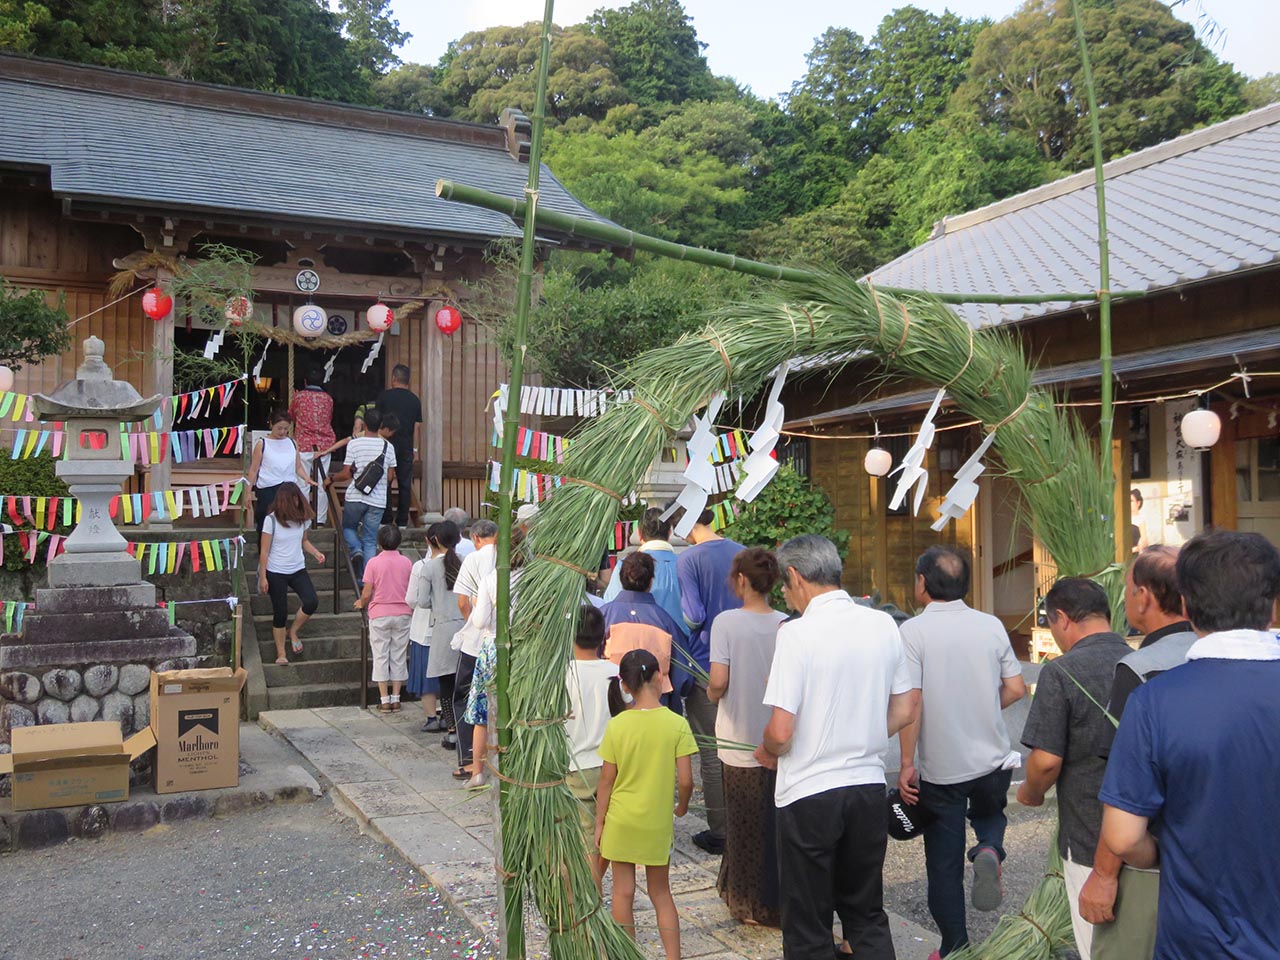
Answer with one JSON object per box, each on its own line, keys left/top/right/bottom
{"left": 366, "top": 302, "right": 394, "bottom": 332}
{"left": 293, "top": 304, "right": 327, "bottom": 338}
{"left": 0, "top": 366, "right": 13, "bottom": 393}
{"left": 1180, "top": 408, "right": 1222, "bottom": 449}
{"left": 864, "top": 447, "right": 893, "bottom": 476}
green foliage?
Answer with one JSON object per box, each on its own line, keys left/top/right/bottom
{"left": 584, "top": 0, "right": 714, "bottom": 107}
{"left": 339, "top": 0, "right": 409, "bottom": 79}
{"left": 515, "top": 257, "right": 753, "bottom": 388}
{"left": 959, "top": 0, "right": 1248, "bottom": 167}
{"left": 0, "top": 453, "right": 70, "bottom": 573}
{"left": 1244, "top": 73, "right": 1280, "bottom": 109}
{"left": 436, "top": 22, "right": 628, "bottom": 123}
{"left": 374, "top": 62, "right": 451, "bottom": 116}
{"left": 723, "top": 464, "right": 850, "bottom": 562}
{"left": 0, "top": 279, "right": 71, "bottom": 371}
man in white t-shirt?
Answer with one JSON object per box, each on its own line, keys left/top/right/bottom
{"left": 757, "top": 535, "right": 914, "bottom": 960}
{"left": 896, "top": 546, "right": 1027, "bottom": 958}
{"left": 447, "top": 518, "right": 497, "bottom": 775}
{"left": 327, "top": 409, "right": 397, "bottom": 583}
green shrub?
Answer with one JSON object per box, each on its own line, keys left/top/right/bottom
{"left": 723, "top": 464, "right": 849, "bottom": 560}
{"left": 0, "top": 452, "right": 71, "bottom": 573}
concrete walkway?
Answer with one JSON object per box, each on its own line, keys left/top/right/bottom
{"left": 260, "top": 705, "right": 937, "bottom": 960}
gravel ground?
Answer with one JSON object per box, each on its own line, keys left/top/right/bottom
{"left": 0, "top": 801, "right": 497, "bottom": 960}
{"left": 883, "top": 794, "right": 1063, "bottom": 948}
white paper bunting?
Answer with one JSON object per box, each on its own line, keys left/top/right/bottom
{"left": 931, "top": 431, "right": 997, "bottom": 532}
{"left": 736, "top": 364, "right": 789, "bottom": 504}
{"left": 889, "top": 389, "right": 946, "bottom": 517}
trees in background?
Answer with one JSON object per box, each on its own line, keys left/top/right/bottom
{"left": 0, "top": 0, "right": 1259, "bottom": 386}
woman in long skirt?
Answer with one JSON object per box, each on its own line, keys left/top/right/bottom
{"left": 706, "top": 547, "right": 787, "bottom": 926}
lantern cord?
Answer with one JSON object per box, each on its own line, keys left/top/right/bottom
{"left": 67, "top": 285, "right": 147, "bottom": 328}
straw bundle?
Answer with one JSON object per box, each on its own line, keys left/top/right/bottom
{"left": 503, "top": 269, "right": 1111, "bottom": 956}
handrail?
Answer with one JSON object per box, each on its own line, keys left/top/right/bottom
{"left": 312, "top": 456, "right": 372, "bottom": 709}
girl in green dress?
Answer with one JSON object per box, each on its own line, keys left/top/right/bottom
{"left": 595, "top": 649, "right": 697, "bottom": 960}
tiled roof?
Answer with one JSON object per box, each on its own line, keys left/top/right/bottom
{"left": 866, "top": 104, "right": 1280, "bottom": 328}
{"left": 0, "top": 56, "right": 612, "bottom": 243}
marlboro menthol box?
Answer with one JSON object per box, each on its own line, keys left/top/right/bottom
{"left": 150, "top": 667, "right": 246, "bottom": 794}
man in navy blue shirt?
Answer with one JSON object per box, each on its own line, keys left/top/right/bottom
{"left": 1101, "top": 529, "right": 1280, "bottom": 960}
{"left": 677, "top": 507, "right": 744, "bottom": 854}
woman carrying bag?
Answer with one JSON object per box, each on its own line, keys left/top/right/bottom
{"left": 247, "top": 410, "right": 314, "bottom": 539}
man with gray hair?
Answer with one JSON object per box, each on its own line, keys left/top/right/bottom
{"left": 756, "top": 534, "right": 915, "bottom": 959}
{"left": 443, "top": 507, "right": 475, "bottom": 558}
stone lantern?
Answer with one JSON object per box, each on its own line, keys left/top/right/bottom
{"left": 0, "top": 338, "right": 195, "bottom": 737}
{"left": 35, "top": 336, "right": 161, "bottom": 588}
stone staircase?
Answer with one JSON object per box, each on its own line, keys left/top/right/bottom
{"left": 244, "top": 528, "right": 374, "bottom": 711}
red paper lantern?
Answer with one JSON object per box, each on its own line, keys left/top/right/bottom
{"left": 142, "top": 287, "right": 173, "bottom": 321}
{"left": 435, "top": 304, "right": 462, "bottom": 335}
{"left": 366, "top": 301, "right": 394, "bottom": 332}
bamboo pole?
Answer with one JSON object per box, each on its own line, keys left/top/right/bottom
{"left": 493, "top": 2, "right": 557, "bottom": 957}
{"left": 1071, "top": 0, "right": 1117, "bottom": 554}
{"left": 436, "top": 180, "right": 1145, "bottom": 307}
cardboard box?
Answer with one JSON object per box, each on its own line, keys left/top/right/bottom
{"left": 151, "top": 667, "right": 247, "bottom": 794}
{"left": 0, "top": 721, "right": 156, "bottom": 811}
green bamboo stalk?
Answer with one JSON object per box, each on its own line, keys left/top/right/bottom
{"left": 493, "top": 1, "right": 557, "bottom": 956}
{"left": 1072, "top": 0, "right": 1117, "bottom": 556}
{"left": 436, "top": 180, "right": 1144, "bottom": 307}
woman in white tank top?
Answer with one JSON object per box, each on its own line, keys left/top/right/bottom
{"left": 247, "top": 410, "right": 314, "bottom": 536}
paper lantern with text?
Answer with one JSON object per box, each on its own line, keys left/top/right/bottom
{"left": 141, "top": 287, "right": 173, "bottom": 320}
{"left": 0, "top": 366, "right": 13, "bottom": 393}
{"left": 224, "top": 296, "right": 252, "bottom": 326}
{"left": 366, "top": 302, "right": 394, "bottom": 332}
{"left": 293, "top": 304, "right": 327, "bottom": 338}
{"left": 435, "top": 304, "right": 462, "bottom": 335}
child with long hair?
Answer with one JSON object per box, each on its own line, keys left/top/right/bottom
{"left": 257, "top": 481, "right": 325, "bottom": 665}
{"left": 354, "top": 524, "right": 413, "bottom": 712}
{"left": 596, "top": 648, "right": 697, "bottom": 960}
{"left": 405, "top": 520, "right": 465, "bottom": 735}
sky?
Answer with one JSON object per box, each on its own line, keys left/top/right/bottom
{"left": 393, "top": 0, "right": 1277, "bottom": 101}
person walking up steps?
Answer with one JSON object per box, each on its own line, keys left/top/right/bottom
{"left": 257, "top": 482, "right": 325, "bottom": 666}
{"left": 327, "top": 408, "right": 398, "bottom": 586}
{"left": 596, "top": 649, "right": 697, "bottom": 960}
{"left": 354, "top": 524, "right": 413, "bottom": 712}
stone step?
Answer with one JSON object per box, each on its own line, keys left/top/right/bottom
{"left": 258, "top": 635, "right": 364, "bottom": 662}
{"left": 265, "top": 681, "right": 372, "bottom": 711}
{"left": 244, "top": 567, "right": 344, "bottom": 592}
{"left": 253, "top": 610, "right": 364, "bottom": 638}
{"left": 261, "top": 657, "right": 364, "bottom": 687}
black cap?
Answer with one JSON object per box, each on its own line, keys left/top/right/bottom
{"left": 886, "top": 788, "right": 936, "bottom": 841}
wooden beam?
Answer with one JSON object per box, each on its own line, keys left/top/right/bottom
{"left": 1209, "top": 406, "right": 1238, "bottom": 530}
{"left": 424, "top": 303, "right": 444, "bottom": 513}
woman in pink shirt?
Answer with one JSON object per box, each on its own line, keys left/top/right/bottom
{"left": 354, "top": 524, "right": 413, "bottom": 711}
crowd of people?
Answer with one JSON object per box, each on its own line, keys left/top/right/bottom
{"left": 249, "top": 383, "right": 1280, "bottom": 960}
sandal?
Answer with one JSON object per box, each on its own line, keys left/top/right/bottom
{"left": 452, "top": 766, "right": 472, "bottom": 781}
{"left": 275, "top": 657, "right": 289, "bottom": 666}
{"left": 290, "top": 636, "right": 303, "bottom": 654}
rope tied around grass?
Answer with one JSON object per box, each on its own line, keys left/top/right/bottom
{"left": 484, "top": 757, "right": 565, "bottom": 790}
{"left": 781, "top": 304, "right": 818, "bottom": 355}
{"left": 1017, "top": 911, "right": 1054, "bottom": 947}
{"left": 1023, "top": 447, "right": 1074, "bottom": 487}
{"left": 942, "top": 322, "right": 977, "bottom": 391}
{"left": 699, "top": 330, "right": 733, "bottom": 379}
{"left": 987, "top": 393, "right": 1032, "bottom": 435}
{"left": 561, "top": 476, "right": 624, "bottom": 502}
{"left": 887, "top": 301, "right": 912, "bottom": 363}
{"left": 629, "top": 396, "right": 682, "bottom": 433}
{"left": 536, "top": 554, "right": 593, "bottom": 577}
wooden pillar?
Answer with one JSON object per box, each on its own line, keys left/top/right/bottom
{"left": 423, "top": 303, "right": 444, "bottom": 513}
{"left": 1113, "top": 431, "right": 1129, "bottom": 563}
{"left": 1209, "top": 409, "right": 1238, "bottom": 530}
{"left": 148, "top": 268, "right": 175, "bottom": 529}
{"left": 868, "top": 474, "right": 890, "bottom": 600}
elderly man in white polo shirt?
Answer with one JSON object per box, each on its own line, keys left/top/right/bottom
{"left": 755, "top": 535, "right": 915, "bottom": 960}
{"left": 896, "top": 546, "right": 1026, "bottom": 959}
